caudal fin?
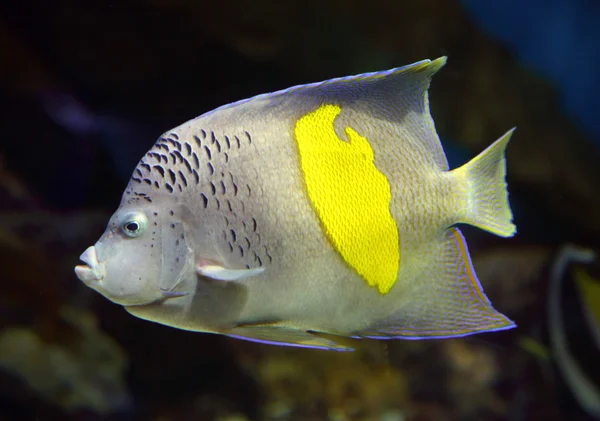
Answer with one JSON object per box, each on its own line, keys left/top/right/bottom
{"left": 454, "top": 129, "right": 517, "bottom": 237}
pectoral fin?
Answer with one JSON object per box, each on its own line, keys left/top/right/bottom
{"left": 196, "top": 259, "right": 265, "bottom": 281}
{"left": 226, "top": 324, "right": 354, "bottom": 351}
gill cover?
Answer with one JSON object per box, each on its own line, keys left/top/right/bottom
{"left": 159, "top": 219, "right": 193, "bottom": 293}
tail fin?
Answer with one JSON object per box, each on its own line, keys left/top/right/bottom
{"left": 454, "top": 129, "right": 517, "bottom": 237}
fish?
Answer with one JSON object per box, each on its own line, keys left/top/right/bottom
{"left": 75, "top": 57, "right": 517, "bottom": 351}
{"left": 547, "top": 244, "right": 600, "bottom": 418}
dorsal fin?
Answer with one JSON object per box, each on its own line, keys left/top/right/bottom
{"left": 209, "top": 57, "right": 449, "bottom": 170}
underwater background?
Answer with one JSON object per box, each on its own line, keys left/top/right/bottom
{"left": 1, "top": 0, "right": 600, "bottom": 420}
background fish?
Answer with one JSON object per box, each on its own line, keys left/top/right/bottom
{"left": 547, "top": 245, "right": 600, "bottom": 418}
{"left": 75, "top": 57, "right": 517, "bottom": 351}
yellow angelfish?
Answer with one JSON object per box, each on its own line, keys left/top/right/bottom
{"left": 75, "top": 57, "right": 517, "bottom": 351}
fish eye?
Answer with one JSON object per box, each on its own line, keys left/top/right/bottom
{"left": 121, "top": 212, "right": 148, "bottom": 238}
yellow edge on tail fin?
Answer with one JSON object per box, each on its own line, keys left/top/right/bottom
{"left": 454, "top": 129, "right": 517, "bottom": 238}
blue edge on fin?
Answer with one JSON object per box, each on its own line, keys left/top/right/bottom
{"left": 226, "top": 334, "right": 352, "bottom": 352}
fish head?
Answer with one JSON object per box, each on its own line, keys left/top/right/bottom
{"left": 75, "top": 194, "right": 194, "bottom": 307}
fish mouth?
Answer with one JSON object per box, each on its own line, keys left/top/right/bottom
{"left": 74, "top": 246, "right": 106, "bottom": 285}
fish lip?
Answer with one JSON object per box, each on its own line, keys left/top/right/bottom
{"left": 75, "top": 246, "right": 105, "bottom": 284}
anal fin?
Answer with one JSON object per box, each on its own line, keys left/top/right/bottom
{"left": 227, "top": 324, "right": 354, "bottom": 351}
{"left": 358, "top": 227, "right": 516, "bottom": 339}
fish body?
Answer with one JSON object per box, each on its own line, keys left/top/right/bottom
{"left": 75, "top": 57, "right": 516, "bottom": 351}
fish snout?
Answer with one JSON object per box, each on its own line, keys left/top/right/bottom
{"left": 75, "top": 245, "right": 106, "bottom": 285}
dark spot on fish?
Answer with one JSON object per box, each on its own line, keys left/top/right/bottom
{"left": 170, "top": 132, "right": 179, "bottom": 140}
{"left": 153, "top": 165, "right": 165, "bottom": 177}
{"left": 141, "top": 162, "right": 152, "bottom": 172}
{"left": 139, "top": 277, "right": 142, "bottom": 280}
{"left": 192, "top": 152, "right": 200, "bottom": 169}
{"left": 180, "top": 233, "right": 184, "bottom": 239}
{"left": 211, "top": 131, "right": 217, "bottom": 145}
{"left": 176, "top": 257, "right": 180, "bottom": 263}
{"left": 235, "top": 135, "right": 241, "bottom": 148}
{"left": 224, "top": 216, "right": 229, "bottom": 226}
{"left": 215, "top": 197, "right": 221, "bottom": 210}
{"left": 224, "top": 152, "right": 229, "bottom": 163}
{"left": 178, "top": 171, "right": 188, "bottom": 187}
{"left": 200, "top": 193, "right": 208, "bottom": 208}
{"left": 265, "top": 246, "right": 272, "bottom": 263}
{"left": 170, "top": 223, "right": 175, "bottom": 229}
{"left": 224, "top": 135, "right": 231, "bottom": 149}
{"left": 238, "top": 245, "right": 244, "bottom": 257}
{"left": 161, "top": 154, "right": 168, "bottom": 164}
{"left": 174, "top": 150, "right": 185, "bottom": 164}
{"left": 144, "top": 196, "right": 152, "bottom": 202}
{"left": 254, "top": 252, "right": 263, "bottom": 267}
{"left": 157, "top": 143, "right": 169, "bottom": 152}
{"left": 228, "top": 242, "right": 233, "bottom": 253}
{"left": 227, "top": 199, "right": 233, "bottom": 212}
{"left": 169, "top": 153, "right": 176, "bottom": 164}
{"left": 184, "top": 142, "right": 192, "bottom": 156}
{"left": 204, "top": 145, "right": 212, "bottom": 160}
{"left": 215, "top": 138, "right": 221, "bottom": 153}
{"left": 245, "top": 237, "right": 251, "bottom": 249}
{"left": 245, "top": 131, "right": 252, "bottom": 144}
{"left": 170, "top": 210, "right": 174, "bottom": 216}
{"left": 245, "top": 264, "right": 250, "bottom": 269}
{"left": 167, "top": 138, "right": 182, "bottom": 151}
{"left": 207, "top": 162, "right": 214, "bottom": 175}
{"left": 136, "top": 169, "right": 143, "bottom": 177}
{"left": 230, "top": 229, "right": 237, "bottom": 242}
{"left": 192, "top": 169, "right": 200, "bottom": 184}
{"left": 166, "top": 183, "right": 174, "bottom": 193}
{"left": 200, "top": 129, "right": 206, "bottom": 139}
{"left": 183, "top": 158, "right": 193, "bottom": 174}
{"left": 242, "top": 221, "right": 247, "bottom": 231}
{"left": 240, "top": 201, "right": 245, "bottom": 213}
{"left": 247, "top": 185, "right": 252, "bottom": 197}
{"left": 143, "top": 178, "right": 152, "bottom": 185}
{"left": 154, "top": 212, "right": 158, "bottom": 216}
{"left": 178, "top": 184, "right": 183, "bottom": 192}
{"left": 168, "top": 169, "right": 176, "bottom": 184}
{"left": 151, "top": 244, "right": 154, "bottom": 248}
{"left": 154, "top": 222, "right": 157, "bottom": 226}
{"left": 176, "top": 239, "right": 179, "bottom": 246}
{"left": 194, "top": 135, "right": 202, "bottom": 148}
{"left": 219, "top": 180, "right": 226, "bottom": 194}
{"left": 210, "top": 182, "right": 216, "bottom": 195}
{"left": 232, "top": 181, "right": 238, "bottom": 196}
{"left": 154, "top": 181, "right": 159, "bottom": 188}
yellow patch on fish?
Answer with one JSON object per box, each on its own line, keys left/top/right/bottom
{"left": 294, "top": 104, "right": 400, "bottom": 294}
